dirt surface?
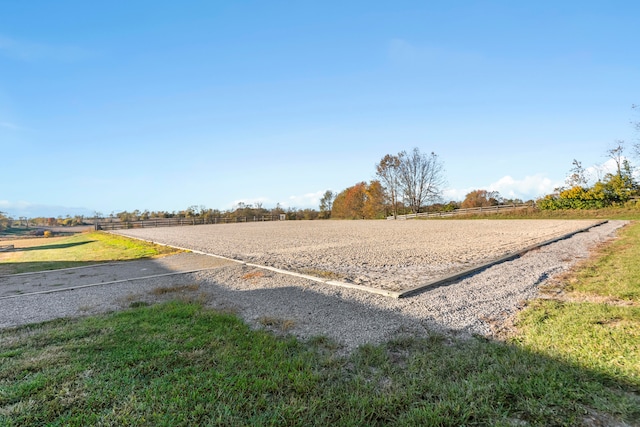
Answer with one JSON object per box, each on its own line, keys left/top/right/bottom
{"left": 115, "top": 219, "right": 602, "bottom": 291}
{"left": 0, "top": 220, "right": 626, "bottom": 352}
{"left": 0, "top": 252, "right": 234, "bottom": 298}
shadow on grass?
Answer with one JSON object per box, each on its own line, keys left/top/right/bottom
{"left": 0, "top": 297, "right": 637, "bottom": 426}
{"left": 14, "top": 241, "right": 95, "bottom": 252}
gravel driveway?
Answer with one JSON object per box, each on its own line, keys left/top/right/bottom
{"left": 0, "top": 220, "right": 626, "bottom": 352}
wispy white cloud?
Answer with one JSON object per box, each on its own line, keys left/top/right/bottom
{"left": 0, "top": 34, "right": 95, "bottom": 62}
{"left": 227, "top": 191, "right": 326, "bottom": 210}
{"left": 584, "top": 157, "right": 640, "bottom": 182}
{"left": 444, "top": 174, "right": 560, "bottom": 202}
{"left": 445, "top": 159, "right": 640, "bottom": 203}
{"left": 488, "top": 174, "right": 558, "bottom": 199}
{"left": 228, "top": 191, "right": 328, "bottom": 210}
{"left": 285, "top": 191, "right": 326, "bottom": 209}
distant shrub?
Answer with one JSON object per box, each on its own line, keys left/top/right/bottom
{"left": 537, "top": 183, "right": 635, "bottom": 210}
{"left": 624, "top": 199, "right": 640, "bottom": 209}
{"left": 43, "top": 230, "right": 53, "bottom": 238}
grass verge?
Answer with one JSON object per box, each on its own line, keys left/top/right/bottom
{"left": 510, "top": 220, "right": 640, "bottom": 424}
{"left": 1, "top": 300, "right": 637, "bottom": 426}
{"left": 0, "top": 232, "right": 181, "bottom": 274}
{"left": 557, "top": 221, "right": 640, "bottom": 301}
{"left": 430, "top": 206, "right": 640, "bottom": 220}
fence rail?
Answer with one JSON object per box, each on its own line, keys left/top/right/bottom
{"left": 388, "top": 203, "right": 535, "bottom": 220}
{"left": 96, "top": 215, "right": 282, "bottom": 230}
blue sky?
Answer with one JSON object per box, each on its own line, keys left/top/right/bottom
{"left": 1, "top": 1, "right": 639, "bottom": 218}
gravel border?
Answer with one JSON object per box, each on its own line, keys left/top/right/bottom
{"left": 0, "top": 220, "right": 626, "bottom": 353}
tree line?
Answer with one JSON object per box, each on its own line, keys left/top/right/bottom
{"left": 98, "top": 203, "right": 325, "bottom": 224}
{"left": 2, "top": 204, "right": 329, "bottom": 230}
{"left": 326, "top": 147, "right": 448, "bottom": 219}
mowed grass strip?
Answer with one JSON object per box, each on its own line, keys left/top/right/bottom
{"left": 448, "top": 205, "right": 640, "bottom": 220}
{"left": 1, "top": 300, "right": 638, "bottom": 426}
{"left": 561, "top": 221, "right": 640, "bottom": 302}
{"left": 0, "top": 232, "right": 181, "bottom": 274}
{"left": 513, "top": 221, "right": 640, "bottom": 396}
{"left": 515, "top": 300, "right": 640, "bottom": 387}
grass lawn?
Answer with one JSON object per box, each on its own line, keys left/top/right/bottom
{"left": 0, "top": 222, "right": 639, "bottom": 425}
{"left": 0, "top": 232, "right": 180, "bottom": 274}
{"left": 560, "top": 221, "right": 640, "bottom": 301}
{"left": 450, "top": 206, "right": 640, "bottom": 221}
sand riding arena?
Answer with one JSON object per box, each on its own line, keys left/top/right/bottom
{"left": 113, "top": 219, "right": 607, "bottom": 298}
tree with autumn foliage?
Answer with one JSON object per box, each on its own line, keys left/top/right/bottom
{"left": 363, "top": 180, "right": 385, "bottom": 219}
{"left": 331, "top": 181, "right": 386, "bottom": 219}
{"left": 460, "top": 190, "right": 501, "bottom": 209}
{"left": 332, "top": 182, "right": 366, "bottom": 219}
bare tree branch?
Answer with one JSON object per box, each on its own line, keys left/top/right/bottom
{"left": 397, "top": 148, "right": 446, "bottom": 214}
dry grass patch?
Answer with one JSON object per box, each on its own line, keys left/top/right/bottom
{"left": 258, "top": 316, "right": 296, "bottom": 332}
{"left": 241, "top": 271, "right": 265, "bottom": 281}
{"left": 149, "top": 284, "right": 200, "bottom": 295}
{"left": 300, "top": 268, "right": 343, "bottom": 281}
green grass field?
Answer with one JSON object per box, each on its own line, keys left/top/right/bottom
{"left": 1, "top": 223, "right": 638, "bottom": 425}
{"left": 441, "top": 206, "right": 640, "bottom": 221}
{"left": 0, "top": 231, "right": 180, "bottom": 274}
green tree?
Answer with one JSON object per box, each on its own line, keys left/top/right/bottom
{"left": 565, "top": 159, "right": 588, "bottom": 188}
{"left": 0, "top": 211, "right": 11, "bottom": 231}
{"left": 606, "top": 140, "right": 626, "bottom": 179}
{"left": 632, "top": 104, "right": 640, "bottom": 159}
{"left": 117, "top": 211, "right": 133, "bottom": 222}
{"left": 375, "top": 154, "right": 402, "bottom": 218}
{"left": 540, "top": 142, "right": 639, "bottom": 211}
{"left": 271, "top": 203, "right": 285, "bottom": 217}
{"left": 319, "top": 190, "right": 335, "bottom": 219}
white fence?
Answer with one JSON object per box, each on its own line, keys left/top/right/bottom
{"left": 388, "top": 203, "right": 534, "bottom": 220}
{"left": 96, "top": 215, "right": 282, "bottom": 230}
